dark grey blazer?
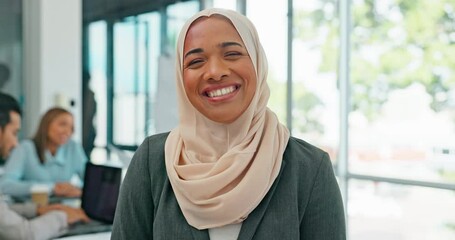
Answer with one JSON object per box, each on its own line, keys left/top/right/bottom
{"left": 111, "top": 132, "right": 346, "bottom": 240}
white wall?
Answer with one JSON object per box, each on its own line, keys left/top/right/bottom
{"left": 23, "top": 0, "right": 82, "bottom": 140}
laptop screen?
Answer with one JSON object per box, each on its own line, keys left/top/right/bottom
{"left": 81, "top": 162, "right": 122, "bottom": 224}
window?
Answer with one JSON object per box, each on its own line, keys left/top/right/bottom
{"left": 167, "top": 1, "right": 200, "bottom": 50}
{"left": 292, "top": 0, "right": 340, "bottom": 162}
{"left": 86, "top": 1, "right": 200, "bottom": 150}
{"left": 246, "top": 0, "right": 288, "bottom": 132}
{"left": 87, "top": 21, "right": 107, "bottom": 149}
{"left": 349, "top": 179, "right": 455, "bottom": 239}
{"left": 350, "top": 0, "right": 455, "bottom": 185}
{"left": 112, "top": 17, "right": 149, "bottom": 147}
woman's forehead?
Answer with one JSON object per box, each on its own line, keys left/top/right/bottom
{"left": 186, "top": 15, "right": 236, "bottom": 38}
{"left": 184, "top": 16, "right": 244, "bottom": 50}
{"left": 53, "top": 113, "right": 73, "bottom": 122}
{"left": 190, "top": 14, "right": 233, "bottom": 29}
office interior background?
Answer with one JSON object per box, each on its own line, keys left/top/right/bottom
{"left": 1, "top": 0, "right": 454, "bottom": 239}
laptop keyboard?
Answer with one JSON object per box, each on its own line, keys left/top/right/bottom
{"left": 62, "top": 219, "right": 112, "bottom": 237}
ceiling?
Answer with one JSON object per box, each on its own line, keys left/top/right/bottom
{"left": 82, "top": 0, "right": 192, "bottom": 22}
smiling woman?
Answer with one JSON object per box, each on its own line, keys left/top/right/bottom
{"left": 111, "top": 8, "right": 345, "bottom": 240}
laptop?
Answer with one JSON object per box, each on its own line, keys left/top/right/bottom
{"left": 61, "top": 162, "right": 122, "bottom": 237}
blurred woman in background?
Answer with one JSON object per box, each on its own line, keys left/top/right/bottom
{"left": 0, "top": 107, "right": 87, "bottom": 198}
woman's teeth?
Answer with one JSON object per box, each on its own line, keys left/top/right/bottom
{"left": 207, "top": 86, "right": 236, "bottom": 98}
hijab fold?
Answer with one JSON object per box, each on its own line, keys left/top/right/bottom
{"left": 165, "top": 8, "right": 290, "bottom": 230}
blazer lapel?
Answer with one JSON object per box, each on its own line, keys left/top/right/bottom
{"left": 237, "top": 160, "right": 287, "bottom": 240}
{"left": 190, "top": 227, "right": 210, "bottom": 240}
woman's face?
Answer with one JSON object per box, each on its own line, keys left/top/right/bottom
{"left": 182, "top": 16, "right": 257, "bottom": 124}
{"left": 47, "top": 113, "right": 73, "bottom": 147}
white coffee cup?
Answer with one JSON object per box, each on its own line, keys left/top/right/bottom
{"left": 30, "top": 184, "right": 50, "bottom": 206}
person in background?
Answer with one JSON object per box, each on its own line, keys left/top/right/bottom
{"left": 82, "top": 70, "right": 97, "bottom": 158}
{"left": 0, "top": 63, "right": 10, "bottom": 90}
{"left": 0, "top": 92, "right": 89, "bottom": 240}
{"left": 112, "top": 8, "right": 345, "bottom": 239}
{"left": 0, "top": 93, "right": 20, "bottom": 165}
{"left": 0, "top": 107, "right": 87, "bottom": 198}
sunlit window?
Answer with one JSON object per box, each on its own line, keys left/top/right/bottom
{"left": 112, "top": 17, "right": 148, "bottom": 147}
{"left": 349, "top": 180, "right": 455, "bottom": 239}
{"left": 109, "top": 1, "right": 199, "bottom": 148}
{"left": 88, "top": 21, "right": 107, "bottom": 148}
{"left": 350, "top": 0, "right": 455, "bottom": 184}
{"left": 246, "top": 0, "right": 288, "bottom": 131}
{"left": 167, "top": 1, "right": 200, "bottom": 51}
{"left": 292, "top": 0, "right": 340, "bottom": 162}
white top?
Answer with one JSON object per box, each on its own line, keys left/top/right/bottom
{"left": 0, "top": 193, "right": 67, "bottom": 240}
{"left": 208, "top": 223, "right": 242, "bottom": 240}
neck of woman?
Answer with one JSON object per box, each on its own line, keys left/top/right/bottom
{"left": 47, "top": 143, "right": 59, "bottom": 156}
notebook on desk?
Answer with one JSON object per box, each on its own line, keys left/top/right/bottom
{"left": 62, "top": 162, "right": 122, "bottom": 237}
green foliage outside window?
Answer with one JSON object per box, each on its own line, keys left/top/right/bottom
{"left": 292, "top": 0, "right": 455, "bottom": 122}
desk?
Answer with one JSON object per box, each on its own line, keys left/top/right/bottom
{"left": 56, "top": 231, "right": 111, "bottom": 239}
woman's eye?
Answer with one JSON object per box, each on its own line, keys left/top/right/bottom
{"left": 187, "top": 59, "right": 204, "bottom": 68}
{"left": 225, "top": 51, "right": 242, "bottom": 57}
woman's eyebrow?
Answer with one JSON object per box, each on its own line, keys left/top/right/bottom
{"left": 184, "top": 48, "right": 203, "bottom": 59}
{"left": 220, "top": 41, "right": 243, "bottom": 48}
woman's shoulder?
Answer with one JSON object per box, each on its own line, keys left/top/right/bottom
{"left": 133, "top": 132, "right": 170, "bottom": 164}
{"left": 138, "top": 132, "right": 169, "bottom": 152}
{"left": 284, "top": 136, "right": 330, "bottom": 169}
{"left": 282, "top": 137, "right": 336, "bottom": 194}
{"left": 126, "top": 132, "right": 170, "bottom": 181}
{"left": 143, "top": 132, "right": 171, "bottom": 149}
{"left": 286, "top": 136, "right": 327, "bottom": 156}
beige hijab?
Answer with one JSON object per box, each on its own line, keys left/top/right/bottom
{"left": 165, "top": 8, "right": 290, "bottom": 230}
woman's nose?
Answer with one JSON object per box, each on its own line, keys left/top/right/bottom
{"left": 204, "top": 58, "right": 230, "bottom": 81}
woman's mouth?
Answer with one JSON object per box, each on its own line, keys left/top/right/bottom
{"left": 205, "top": 85, "right": 239, "bottom": 98}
